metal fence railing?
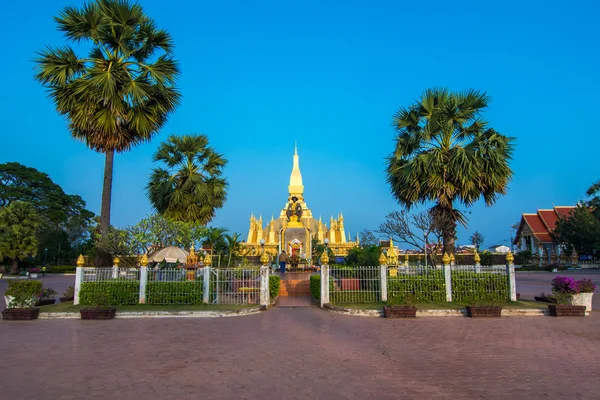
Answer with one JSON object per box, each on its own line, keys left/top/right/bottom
{"left": 387, "top": 266, "right": 446, "bottom": 303}
{"left": 210, "top": 268, "right": 262, "bottom": 305}
{"left": 450, "top": 265, "right": 509, "bottom": 303}
{"left": 75, "top": 267, "right": 269, "bottom": 306}
{"left": 329, "top": 266, "right": 381, "bottom": 303}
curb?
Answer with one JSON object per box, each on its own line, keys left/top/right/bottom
{"left": 38, "top": 307, "right": 263, "bottom": 319}
{"left": 322, "top": 304, "right": 551, "bottom": 318}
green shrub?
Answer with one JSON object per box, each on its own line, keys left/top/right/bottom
{"left": 310, "top": 275, "right": 321, "bottom": 300}
{"left": 79, "top": 282, "right": 139, "bottom": 305}
{"left": 330, "top": 291, "right": 379, "bottom": 303}
{"left": 451, "top": 272, "right": 508, "bottom": 303}
{"left": 48, "top": 265, "right": 77, "bottom": 273}
{"left": 388, "top": 271, "right": 446, "bottom": 303}
{"left": 5, "top": 280, "right": 43, "bottom": 308}
{"left": 146, "top": 281, "right": 203, "bottom": 304}
{"left": 269, "top": 275, "right": 280, "bottom": 299}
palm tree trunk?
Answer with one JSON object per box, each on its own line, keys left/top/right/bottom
{"left": 11, "top": 258, "right": 19, "bottom": 275}
{"left": 96, "top": 149, "right": 115, "bottom": 267}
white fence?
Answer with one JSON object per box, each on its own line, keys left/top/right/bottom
{"left": 74, "top": 266, "right": 270, "bottom": 306}
{"left": 320, "top": 264, "right": 516, "bottom": 307}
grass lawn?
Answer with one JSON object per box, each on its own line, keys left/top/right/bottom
{"left": 331, "top": 300, "right": 546, "bottom": 311}
{"left": 38, "top": 302, "right": 257, "bottom": 313}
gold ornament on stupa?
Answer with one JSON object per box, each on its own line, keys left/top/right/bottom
{"left": 76, "top": 254, "right": 85, "bottom": 267}
{"left": 187, "top": 244, "right": 198, "bottom": 265}
{"left": 378, "top": 251, "right": 387, "bottom": 265}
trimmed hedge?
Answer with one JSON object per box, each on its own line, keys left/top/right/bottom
{"left": 330, "top": 291, "right": 379, "bottom": 303}
{"left": 146, "top": 281, "right": 203, "bottom": 304}
{"left": 451, "top": 272, "right": 508, "bottom": 303}
{"left": 310, "top": 275, "right": 321, "bottom": 300}
{"left": 269, "top": 275, "right": 280, "bottom": 299}
{"left": 47, "top": 266, "right": 77, "bottom": 273}
{"left": 388, "top": 271, "right": 446, "bottom": 303}
{"left": 79, "top": 281, "right": 139, "bottom": 305}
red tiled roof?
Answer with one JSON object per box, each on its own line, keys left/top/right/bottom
{"left": 554, "top": 206, "right": 576, "bottom": 219}
{"left": 523, "top": 214, "right": 547, "bottom": 235}
{"left": 538, "top": 210, "right": 559, "bottom": 231}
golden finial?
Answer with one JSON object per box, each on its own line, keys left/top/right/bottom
{"left": 506, "top": 250, "right": 514, "bottom": 264}
{"left": 442, "top": 252, "right": 450, "bottom": 265}
{"left": 320, "top": 251, "right": 329, "bottom": 265}
{"left": 474, "top": 251, "right": 481, "bottom": 264}
{"left": 76, "top": 254, "right": 85, "bottom": 267}
{"left": 140, "top": 253, "right": 149, "bottom": 267}
{"left": 378, "top": 251, "right": 387, "bottom": 265}
{"left": 404, "top": 253, "right": 409, "bottom": 266}
{"left": 203, "top": 252, "right": 212, "bottom": 266}
{"left": 113, "top": 257, "right": 120, "bottom": 267}
{"left": 260, "top": 252, "right": 270, "bottom": 265}
{"left": 187, "top": 244, "right": 198, "bottom": 265}
{"left": 449, "top": 253, "right": 455, "bottom": 263}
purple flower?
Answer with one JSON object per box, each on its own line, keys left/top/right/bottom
{"left": 551, "top": 276, "right": 579, "bottom": 294}
{"left": 576, "top": 279, "right": 596, "bottom": 293}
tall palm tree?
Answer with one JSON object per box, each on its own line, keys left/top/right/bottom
{"left": 147, "top": 135, "right": 228, "bottom": 224}
{"left": 386, "top": 88, "right": 514, "bottom": 255}
{"left": 223, "top": 232, "right": 242, "bottom": 267}
{"left": 35, "top": 0, "right": 181, "bottom": 265}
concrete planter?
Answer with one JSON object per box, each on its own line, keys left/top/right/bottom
{"left": 548, "top": 305, "right": 586, "bottom": 317}
{"left": 383, "top": 306, "right": 417, "bottom": 318}
{"left": 569, "top": 293, "right": 593, "bottom": 312}
{"left": 2, "top": 308, "right": 40, "bottom": 320}
{"left": 4, "top": 295, "right": 36, "bottom": 308}
{"left": 80, "top": 307, "right": 117, "bottom": 320}
{"left": 466, "top": 306, "right": 502, "bottom": 318}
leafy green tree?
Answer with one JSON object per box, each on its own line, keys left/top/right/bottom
{"left": 553, "top": 203, "right": 600, "bottom": 258}
{"left": 148, "top": 135, "right": 228, "bottom": 224}
{"left": 385, "top": 88, "right": 514, "bottom": 254}
{"left": 0, "top": 202, "right": 40, "bottom": 274}
{"left": 35, "top": 0, "right": 181, "bottom": 265}
{"left": 586, "top": 179, "right": 600, "bottom": 219}
{"left": 345, "top": 245, "right": 381, "bottom": 267}
{"left": 469, "top": 231, "right": 485, "bottom": 252}
{"left": 223, "top": 233, "right": 243, "bottom": 267}
{"left": 0, "top": 162, "right": 94, "bottom": 263}
{"left": 358, "top": 229, "right": 379, "bottom": 247}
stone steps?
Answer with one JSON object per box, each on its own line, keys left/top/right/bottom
{"left": 279, "top": 280, "right": 311, "bottom": 297}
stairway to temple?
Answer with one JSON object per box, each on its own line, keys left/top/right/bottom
{"left": 278, "top": 280, "right": 311, "bottom": 297}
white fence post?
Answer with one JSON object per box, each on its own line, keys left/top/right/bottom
{"left": 380, "top": 265, "right": 388, "bottom": 302}
{"left": 260, "top": 265, "right": 270, "bottom": 307}
{"left": 74, "top": 266, "right": 83, "bottom": 305}
{"left": 443, "top": 256, "right": 452, "bottom": 302}
{"left": 507, "top": 262, "right": 517, "bottom": 301}
{"left": 320, "top": 264, "right": 330, "bottom": 307}
{"left": 139, "top": 266, "right": 148, "bottom": 304}
{"left": 112, "top": 265, "right": 118, "bottom": 279}
{"left": 203, "top": 267, "right": 211, "bottom": 304}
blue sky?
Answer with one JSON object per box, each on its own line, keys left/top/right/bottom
{"left": 1, "top": 0, "right": 598, "bottom": 249}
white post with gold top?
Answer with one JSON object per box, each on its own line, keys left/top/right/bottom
{"left": 320, "top": 251, "right": 330, "bottom": 307}
{"left": 379, "top": 251, "right": 388, "bottom": 303}
{"left": 112, "top": 257, "right": 120, "bottom": 279}
{"left": 139, "top": 254, "right": 149, "bottom": 304}
{"left": 506, "top": 250, "right": 517, "bottom": 301}
{"left": 260, "top": 252, "right": 270, "bottom": 307}
{"left": 74, "top": 254, "right": 85, "bottom": 305}
{"left": 443, "top": 253, "right": 452, "bottom": 302}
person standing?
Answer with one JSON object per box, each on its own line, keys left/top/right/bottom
{"left": 278, "top": 251, "right": 287, "bottom": 274}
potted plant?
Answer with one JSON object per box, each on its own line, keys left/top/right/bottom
{"left": 570, "top": 278, "right": 596, "bottom": 312}
{"left": 60, "top": 285, "right": 75, "bottom": 302}
{"left": 29, "top": 267, "right": 41, "bottom": 279}
{"left": 548, "top": 276, "right": 587, "bottom": 317}
{"left": 383, "top": 294, "right": 417, "bottom": 318}
{"left": 2, "top": 280, "right": 43, "bottom": 320}
{"left": 466, "top": 299, "right": 502, "bottom": 318}
{"left": 36, "top": 288, "right": 57, "bottom": 306}
{"left": 80, "top": 292, "right": 117, "bottom": 320}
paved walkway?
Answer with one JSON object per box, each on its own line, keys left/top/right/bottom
{"left": 1, "top": 306, "right": 600, "bottom": 399}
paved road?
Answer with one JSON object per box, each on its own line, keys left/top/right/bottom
{"left": 516, "top": 270, "right": 600, "bottom": 309}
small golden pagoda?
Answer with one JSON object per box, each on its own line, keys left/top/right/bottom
{"left": 241, "top": 146, "right": 358, "bottom": 260}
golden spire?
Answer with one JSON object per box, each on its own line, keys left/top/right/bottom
{"left": 442, "top": 252, "right": 450, "bottom": 265}
{"left": 506, "top": 250, "right": 514, "bottom": 264}
{"left": 76, "top": 254, "right": 85, "bottom": 267}
{"left": 474, "top": 251, "right": 481, "bottom": 264}
{"left": 140, "top": 253, "right": 149, "bottom": 267}
{"left": 378, "top": 251, "right": 387, "bottom": 265}
{"left": 288, "top": 144, "right": 304, "bottom": 198}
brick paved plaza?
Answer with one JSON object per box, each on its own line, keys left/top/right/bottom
{"left": 1, "top": 272, "right": 599, "bottom": 399}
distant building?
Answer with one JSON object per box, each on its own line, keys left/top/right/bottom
{"left": 513, "top": 206, "right": 575, "bottom": 263}
{"left": 488, "top": 245, "right": 510, "bottom": 253}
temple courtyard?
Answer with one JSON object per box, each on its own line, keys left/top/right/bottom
{"left": 1, "top": 272, "right": 599, "bottom": 399}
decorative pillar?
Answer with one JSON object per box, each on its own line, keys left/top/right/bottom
{"left": 506, "top": 250, "right": 517, "bottom": 302}
{"left": 474, "top": 251, "right": 481, "bottom": 273}
{"left": 139, "top": 254, "right": 148, "bottom": 304}
{"left": 320, "top": 251, "right": 330, "bottom": 307}
{"left": 74, "top": 254, "right": 85, "bottom": 305}
{"left": 443, "top": 252, "right": 452, "bottom": 302}
{"left": 203, "top": 267, "right": 211, "bottom": 304}
{"left": 379, "top": 251, "right": 388, "bottom": 303}
{"left": 112, "top": 257, "right": 120, "bottom": 279}
{"left": 260, "top": 265, "right": 270, "bottom": 307}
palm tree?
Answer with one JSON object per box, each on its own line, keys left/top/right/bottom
{"left": 147, "top": 135, "right": 228, "bottom": 224}
{"left": 386, "top": 88, "right": 514, "bottom": 255}
{"left": 0, "top": 202, "right": 40, "bottom": 274}
{"left": 35, "top": 0, "right": 181, "bottom": 265}
{"left": 223, "top": 232, "right": 243, "bottom": 267}
{"left": 469, "top": 231, "right": 485, "bottom": 252}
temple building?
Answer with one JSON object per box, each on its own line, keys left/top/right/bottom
{"left": 241, "top": 146, "right": 359, "bottom": 261}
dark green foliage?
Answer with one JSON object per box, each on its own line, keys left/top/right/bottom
{"left": 5, "top": 280, "right": 43, "bottom": 308}
{"left": 479, "top": 250, "right": 494, "bottom": 266}
{"left": 514, "top": 250, "right": 533, "bottom": 266}
{"left": 451, "top": 272, "right": 508, "bottom": 303}
{"left": 310, "top": 275, "right": 321, "bottom": 300}
{"left": 344, "top": 245, "right": 381, "bottom": 266}
{"left": 79, "top": 282, "right": 139, "bottom": 306}
{"left": 388, "top": 271, "right": 446, "bottom": 303}
{"left": 269, "top": 275, "right": 280, "bottom": 299}
{"left": 330, "top": 291, "right": 379, "bottom": 303}
{"left": 146, "top": 282, "right": 203, "bottom": 304}
{"left": 553, "top": 202, "right": 600, "bottom": 258}
{"left": 48, "top": 265, "right": 77, "bottom": 273}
